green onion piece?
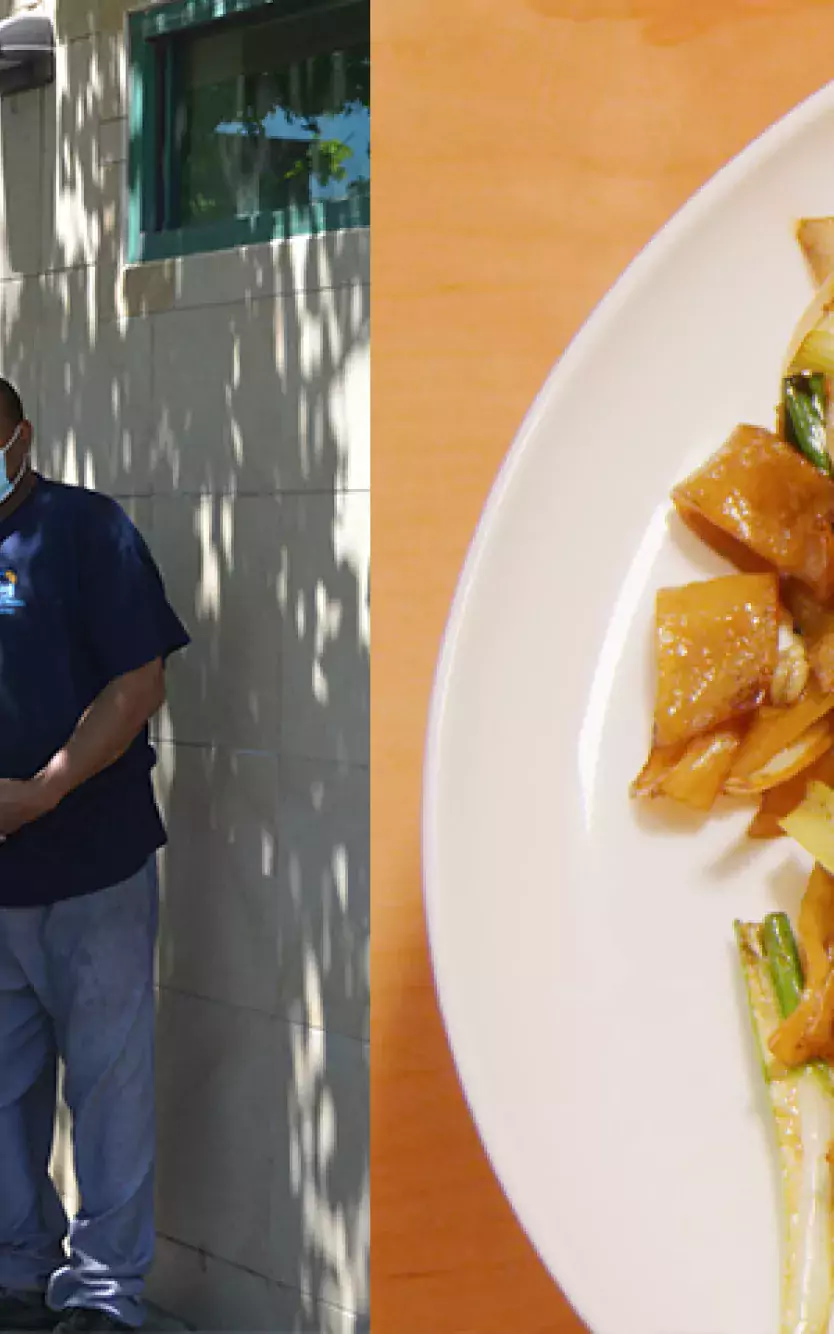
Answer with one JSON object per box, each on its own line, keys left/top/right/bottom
{"left": 736, "top": 919, "right": 834, "bottom": 1332}
{"left": 762, "top": 910, "right": 834, "bottom": 1099}
{"left": 763, "top": 911, "right": 805, "bottom": 1017}
{"left": 809, "top": 371, "right": 827, "bottom": 420}
{"left": 784, "top": 373, "right": 832, "bottom": 474}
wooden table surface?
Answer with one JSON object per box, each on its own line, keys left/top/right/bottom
{"left": 372, "top": 3, "right": 834, "bottom": 1330}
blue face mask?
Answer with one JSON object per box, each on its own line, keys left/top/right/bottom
{"left": 0, "top": 422, "right": 25, "bottom": 505}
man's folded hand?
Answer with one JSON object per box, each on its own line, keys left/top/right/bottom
{"left": 0, "top": 776, "right": 54, "bottom": 837}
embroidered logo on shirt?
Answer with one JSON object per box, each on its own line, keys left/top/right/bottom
{"left": 0, "top": 569, "right": 24, "bottom": 613}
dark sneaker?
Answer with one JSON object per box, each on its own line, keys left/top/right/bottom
{"left": 52, "top": 1315, "right": 132, "bottom": 1334}
{"left": 0, "top": 1287, "right": 56, "bottom": 1331}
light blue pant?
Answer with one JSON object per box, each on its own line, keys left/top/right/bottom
{"left": 0, "top": 859, "right": 158, "bottom": 1328}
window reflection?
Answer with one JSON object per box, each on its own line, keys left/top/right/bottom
{"left": 178, "top": 4, "right": 370, "bottom": 229}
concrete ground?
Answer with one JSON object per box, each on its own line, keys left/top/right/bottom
{"left": 144, "top": 1303, "right": 192, "bottom": 1331}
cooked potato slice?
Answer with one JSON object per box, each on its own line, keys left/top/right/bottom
{"left": 673, "top": 426, "right": 834, "bottom": 601}
{"left": 653, "top": 572, "right": 780, "bottom": 747}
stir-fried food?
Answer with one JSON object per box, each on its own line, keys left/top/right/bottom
{"left": 673, "top": 427, "right": 834, "bottom": 596}
{"left": 653, "top": 573, "right": 780, "bottom": 747}
{"left": 632, "top": 225, "right": 834, "bottom": 824}
{"left": 633, "top": 216, "right": 834, "bottom": 1333}
{"left": 736, "top": 893, "right": 834, "bottom": 1334}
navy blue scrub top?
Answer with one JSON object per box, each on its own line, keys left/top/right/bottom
{"left": 0, "top": 475, "right": 190, "bottom": 907}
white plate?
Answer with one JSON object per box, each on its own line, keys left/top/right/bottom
{"left": 422, "top": 84, "right": 834, "bottom": 1334}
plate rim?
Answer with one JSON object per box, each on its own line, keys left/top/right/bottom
{"left": 420, "top": 75, "right": 834, "bottom": 1333}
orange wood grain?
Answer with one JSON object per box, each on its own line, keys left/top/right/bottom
{"left": 372, "top": 2, "right": 834, "bottom": 1330}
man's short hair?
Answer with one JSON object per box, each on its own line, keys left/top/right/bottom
{"left": 0, "top": 378, "right": 23, "bottom": 429}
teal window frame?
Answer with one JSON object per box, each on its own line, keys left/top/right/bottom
{"left": 127, "top": 0, "right": 370, "bottom": 264}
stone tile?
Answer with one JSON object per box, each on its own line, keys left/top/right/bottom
{"left": 173, "top": 229, "right": 371, "bottom": 312}
{"left": 315, "top": 226, "right": 370, "bottom": 294}
{"left": 149, "top": 1235, "right": 365, "bottom": 1333}
{"left": 279, "top": 491, "right": 370, "bottom": 766}
{"left": 54, "top": 0, "right": 99, "bottom": 40}
{"left": 154, "top": 992, "right": 368, "bottom": 1319}
{"left": 276, "top": 757, "right": 369, "bottom": 1042}
{"left": 268, "top": 1027, "right": 369, "bottom": 1316}
{"left": 151, "top": 495, "right": 283, "bottom": 751}
{"left": 155, "top": 744, "right": 282, "bottom": 1017}
{"left": 0, "top": 276, "right": 41, "bottom": 437}
{"left": 122, "top": 493, "right": 152, "bottom": 541}
{"left": 290, "top": 282, "right": 370, "bottom": 493}
{"left": 98, "top": 0, "right": 137, "bottom": 37}
{"left": 41, "top": 38, "right": 101, "bottom": 272}
{"left": 97, "top": 24, "right": 127, "bottom": 120}
{"left": 154, "top": 488, "right": 369, "bottom": 763}
{"left": 150, "top": 282, "right": 369, "bottom": 494}
{"left": 326, "top": 292, "right": 369, "bottom": 493}
{"left": 100, "top": 191, "right": 176, "bottom": 324}
{"left": 149, "top": 1237, "right": 277, "bottom": 1332}
{"left": 123, "top": 262, "right": 176, "bottom": 318}
{"left": 143, "top": 1303, "right": 191, "bottom": 1333}
{"left": 154, "top": 992, "right": 279, "bottom": 1279}
{"left": 153, "top": 746, "right": 368, "bottom": 1041}
{"left": 97, "top": 159, "right": 125, "bottom": 323}
{"left": 0, "top": 85, "right": 44, "bottom": 279}
{"left": 99, "top": 114, "right": 126, "bottom": 165}
{"left": 173, "top": 244, "right": 276, "bottom": 313}
{"left": 38, "top": 267, "right": 152, "bottom": 495}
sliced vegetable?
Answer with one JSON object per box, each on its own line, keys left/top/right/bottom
{"left": 736, "top": 914, "right": 834, "bottom": 1334}
{"left": 783, "top": 372, "right": 832, "bottom": 474}
{"left": 652, "top": 572, "right": 780, "bottom": 748}
{"left": 770, "top": 973, "right": 834, "bottom": 1071}
{"left": 780, "top": 781, "right": 834, "bottom": 877}
{"left": 769, "top": 867, "right": 834, "bottom": 1068}
{"left": 672, "top": 425, "right": 834, "bottom": 602}
{"left": 783, "top": 265, "right": 834, "bottom": 379}
{"left": 630, "top": 741, "right": 687, "bottom": 797}
{"left": 725, "top": 682, "right": 834, "bottom": 786}
{"left": 748, "top": 747, "right": 834, "bottom": 840}
{"left": 659, "top": 725, "right": 743, "bottom": 810}
{"left": 797, "top": 216, "right": 834, "bottom": 287}
{"left": 771, "top": 969, "right": 834, "bottom": 1069}
{"left": 724, "top": 718, "right": 831, "bottom": 796}
{"left": 797, "top": 863, "right": 834, "bottom": 993}
{"left": 632, "top": 727, "right": 744, "bottom": 810}
{"left": 791, "top": 324, "right": 834, "bottom": 378}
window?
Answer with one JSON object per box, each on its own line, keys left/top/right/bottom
{"left": 127, "top": 0, "right": 370, "bottom": 263}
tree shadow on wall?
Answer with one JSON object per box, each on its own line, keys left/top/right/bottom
{"left": 0, "top": 26, "right": 369, "bottom": 1334}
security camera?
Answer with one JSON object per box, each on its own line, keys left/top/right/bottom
{"left": 0, "top": 14, "right": 54, "bottom": 96}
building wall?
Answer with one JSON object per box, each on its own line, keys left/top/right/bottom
{"left": 0, "top": 2, "right": 370, "bottom": 1330}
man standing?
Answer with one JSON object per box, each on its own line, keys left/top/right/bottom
{"left": 0, "top": 379, "right": 190, "bottom": 1333}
